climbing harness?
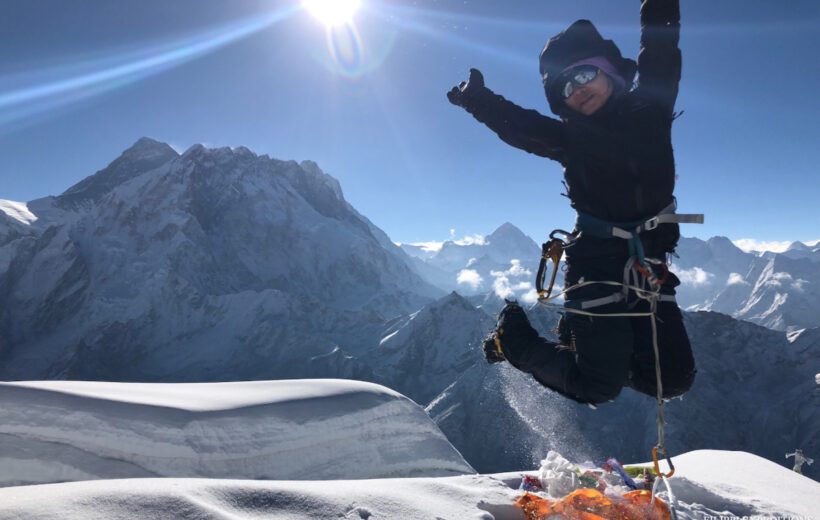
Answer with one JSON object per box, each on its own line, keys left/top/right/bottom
{"left": 534, "top": 200, "right": 703, "bottom": 519}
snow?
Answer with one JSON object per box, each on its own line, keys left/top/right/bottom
{"left": 0, "top": 449, "right": 817, "bottom": 519}
{"left": 0, "top": 380, "right": 818, "bottom": 518}
{"left": 630, "top": 450, "right": 820, "bottom": 518}
{"left": 0, "top": 380, "right": 474, "bottom": 487}
{"left": 3, "top": 379, "right": 401, "bottom": 412}
{"left": 0, "top": 198, "right": 37, "bottom": 224}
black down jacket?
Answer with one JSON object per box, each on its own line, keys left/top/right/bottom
{"left": 459, "top": 0, "right": 683, "bottom": 260}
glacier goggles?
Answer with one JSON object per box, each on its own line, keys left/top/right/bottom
{"left": 559, "top": 65, "right": 600, "bottom": 99}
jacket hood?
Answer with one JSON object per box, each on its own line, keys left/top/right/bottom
{"left": 539, "top": 19, "right": 637, "bottom": 118}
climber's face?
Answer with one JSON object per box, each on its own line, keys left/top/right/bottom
{"left": 562, "top": 67, "right": 614, "bottom": 116}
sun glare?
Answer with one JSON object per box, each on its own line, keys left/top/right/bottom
{"left": 302, "top": 0, "right": 362, "bottom": 27}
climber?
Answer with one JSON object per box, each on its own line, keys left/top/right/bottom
{"left": 448, "top": 0, "right": 696, "bottom": 405}
{"left": 786, "top": 449, "right": 814, "bottom": 475}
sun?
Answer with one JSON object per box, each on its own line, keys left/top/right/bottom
{"left": 302, "top": 0, "right": 362, "bottom": 27}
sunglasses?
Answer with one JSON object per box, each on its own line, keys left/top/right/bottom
{"left": 560, "top": 65, "right": 600, "bottom": 99}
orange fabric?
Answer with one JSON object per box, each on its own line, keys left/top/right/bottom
{"left": 516, "top": 489, "right": 671, "bottom": 520}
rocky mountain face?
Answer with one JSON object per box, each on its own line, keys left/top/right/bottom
{"left": 0, "top": 138, "right": 441, "bottom": 381}
{"left": 369, "top": 291, "right": 494, "bottom": 405}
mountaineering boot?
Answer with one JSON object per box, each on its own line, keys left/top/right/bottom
{"left": 489, "top": 301, "right": 591, "bottom": 404}
{"left": 482, "top": 330, "right": 506, "bottom": 364}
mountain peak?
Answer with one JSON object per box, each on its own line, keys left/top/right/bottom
{"left": 487, "top": 222, "right": 525, "bottom": 240}
{"left": 786, "top": 241, "right": 810, "bottom": 252}
{"left": 58, "top": 138, "right": 178, "bottom": 208}
{"left": 124, "top": 137, "right": 177, "bottom": 158}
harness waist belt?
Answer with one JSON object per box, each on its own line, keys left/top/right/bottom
{"left": 575, "top": 198, "right": 704, "bottom": 264}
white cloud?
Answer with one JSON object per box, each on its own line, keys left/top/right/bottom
{"left": 456, "top": 269, "right": 483, "bottom": 290}
{"left": 676, "top": 267, "right": 713, "bottom": 286}
{"left": 453, "top": 234, "right": 486, "bottom": 246}
{"left": 792, "top": 279, "right": 809, "bottom": 293}
{"left": 490, "top": 259, "right": 531, "bottom": 278}
{"left": 490, "top": 260, "right": 534, "bottom": 300}
{"left": 520, "top": 288, "right": 540, "bottom": 304}
{"left": 765, "top": 272, "right": 809, "bottom": 292}
{"left": 402, "top": 241, "right": 444, "bottom": 253}
{"left": 766, "top": 272, "right": 794, "bottom": 287}
{"left": 727, "top": 273, "right": 749, "bottom": 286}
{"left": 491, "top": 275, "right": 515, "bottom": 300}
{"left": 466, "top": 257, "right": 477, "bottom": 268}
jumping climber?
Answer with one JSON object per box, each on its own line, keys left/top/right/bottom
{"left": 786, "top": 449, "right": 814, "bottom": 475}
{"left": 448, "top": 0, "right": 697, "bottom": 405}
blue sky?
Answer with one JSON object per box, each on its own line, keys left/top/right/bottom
{"left": 1, "top": 0, "right": 819, "bottom": 248}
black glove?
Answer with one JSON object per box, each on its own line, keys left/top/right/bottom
{"left": 447, "top": 68, "right": 485, "bottom": 107}
{"left": 482, "top": 331, "right": 506, "bottom": 364}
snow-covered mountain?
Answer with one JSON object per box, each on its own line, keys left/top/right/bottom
{"left": 427, "top": 306, "right": 820, "bottom": 480}
{"left": 0, "top": 138, "right": 441, "bottom": 382}
{"left": 406, "top": 229, "right": 820, "bottom": 332}
{"left": 780, "top": 240, "right": 820, "bottom": 262}
{"left": 370, "top": 291, "right": 495, "bottom": 405}
{"left": 673, "top": 236, "right": 820, "bottom": 331}
{"left": 400, "top": 223, "right": 543, "bottom": 299}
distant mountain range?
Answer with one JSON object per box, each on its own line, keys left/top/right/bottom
{"left": 402, "top": 227, "right": 820, "bottom": 332}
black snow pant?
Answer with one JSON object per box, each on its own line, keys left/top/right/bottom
{"left": 497, "top": 253, "right": 696, "bottom": 405}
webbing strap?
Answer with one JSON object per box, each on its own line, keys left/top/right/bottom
{"left": 564, "top": 285, "right": 675, "bottom": 311}
{"left": 564, "top": 291, "right": 625, "bottom": 310}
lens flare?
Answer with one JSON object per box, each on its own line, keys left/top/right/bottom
{"left": 302, "top": 0, "right": 362, "bottom": 27}
{"left": 325, "top": 24, "right": 365, "bottom": 77}
{"left": 0, "top": 7, "right": 297, "bottom": 131}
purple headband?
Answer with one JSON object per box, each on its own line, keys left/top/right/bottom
{"left": 561, "top": 56, "right": 626, "bottom": 89}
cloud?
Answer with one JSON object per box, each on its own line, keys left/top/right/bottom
{"left": 520, "top": 288, "right": 540, "bottom": 304}
{"left": 401, "top": 241, "right": 444, "bottom": 253}
{"left": 454, "top": 234, "right": 486, "bottom": 246}
{"left": 456, "top": 269, "right": 483, "bottom": 290}
{"left": 490, "top": 259, "right": 531, "bottom": 278}
{"left": 490, "top": 260, "right": 534, "bottom": 300}
{"left": 766, "top": 272, "right": 794, "bottom": 287}
{"left": 676, "top": 267, "right": 713, "bottom": 286}
{"left": 732, "top": 238, "right": 820, "bottom": 253}
{"left": 792, "top": 279, "right": 809, "bottom": 293}
{"left": 727, "top": 273, "right": 749, "bottom": 286}
{"left": 765, "top": 272, "right": 809, "bottom": 292}
{"left": 466, "top": 257, "right": 477, "bottom": 268}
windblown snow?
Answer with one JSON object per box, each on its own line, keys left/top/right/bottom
{"left": 0, "top": 199, "right": 37, "bottom": 225}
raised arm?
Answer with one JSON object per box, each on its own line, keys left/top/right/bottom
{"left": 448, "top": 69, "right": 567, "bottom": 164}
{"left": 636, "top": 0, "right": 682, "bottom": 111}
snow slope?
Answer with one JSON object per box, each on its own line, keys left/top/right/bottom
{"left": 0, "top": 379, "right": 474, "bottom": 487}
{"left": 0, "top": 450, "right": 816, "bottom": 519}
